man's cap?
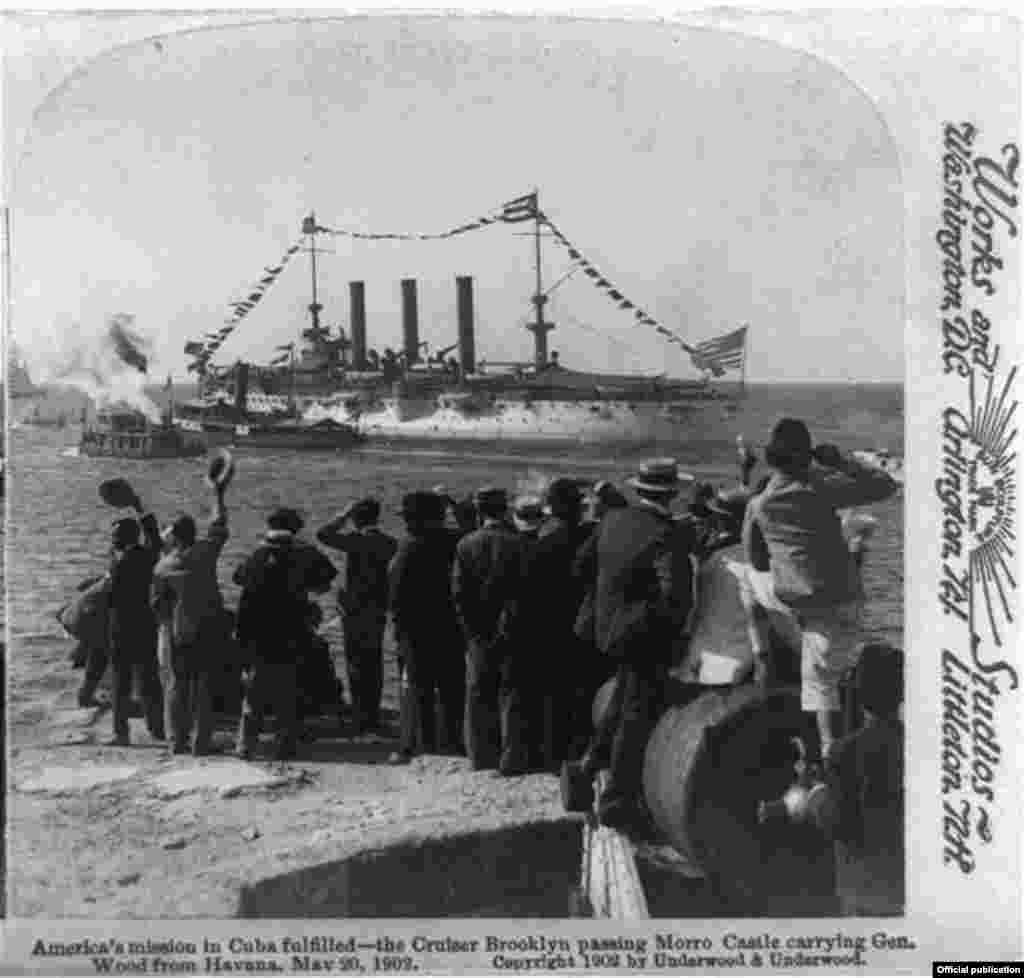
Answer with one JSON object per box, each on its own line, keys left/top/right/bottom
{"left": 267, "top": 507, "right": 304, "bottom": 534}
{"left": 627, "top": 459, "right": 694, "bottom": 494}
{"left": 512, "top": 495, "right": 544, "bottom": 531}
{"left": 350, "top": 497, "right": 381, "bottom": 524}
{"left": 168, "top": 512, "right": 197, "bottom": 544}
{"left": 99, "top": 477, "right": 138, "bottom": 509}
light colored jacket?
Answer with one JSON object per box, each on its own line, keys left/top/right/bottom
{"left": 151, "top": 516, "right": 229, "bottom": 646}
{"left": 743, "top": 453, "right": 897, "bottom": 612}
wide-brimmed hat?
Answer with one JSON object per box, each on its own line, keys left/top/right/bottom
{"left": 400, "top": 491, "right": 446, "bottom": 524}
{"left": 546, "top": 477, "right": 584, "bottom": 510}
{"left": 706, "top": 487, "right": 751, "bottom": 523}
{"left": 765, "top": 418, "right": 812, "bottom": 469}
{"left": 205, "top": 449, "right": 236, "bottom": 491}
{"left": 98, "top": 477, "right": 138, "bottom": 509}
{"left": 627, "top": 459, "right": 693, "bottom": 494}
{"left": 267, "top": 507, "right": 304, "bottom": 534}
{"left": 512, "top": 495, "right": 544, "bottom": 531}
{"left": 474, "top": 485, "right": 508, "bottom": 507}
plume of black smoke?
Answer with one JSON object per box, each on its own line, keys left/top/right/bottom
{"left": 35, "top": 314, "right": 161, "bottom": 421}
{"left": 108, "top": 315, "right": 150, "bottom": 373}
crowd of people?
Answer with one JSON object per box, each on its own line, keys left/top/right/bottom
{"left": 64, "top": 415, "right": 902, "bottom": 911}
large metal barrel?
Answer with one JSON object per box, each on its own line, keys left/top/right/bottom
{"left": 591, "top": 676, "right": 828, "bottom": 906}
{"left": 643, "top": 684, "right": 829, "bottom": 905}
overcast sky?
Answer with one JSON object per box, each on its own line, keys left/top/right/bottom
{"left": 9, "top": 17, "right": 903, "bottom": 383}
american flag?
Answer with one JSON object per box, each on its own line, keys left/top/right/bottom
{"left": 690, "top": 326, "right": 748, "bottom": 376}
{"left": 501, "top": 192, "right": 538, "bottom": 223}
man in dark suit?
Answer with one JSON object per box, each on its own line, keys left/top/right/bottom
{"left": 233, "top": 508, "right": 337, "bottom": 761}
{"left": 588, "top": 459, "right": 698, "bottom": 831}
{"left": 389, "top": 491, "right": 465, "bottom": 762}
{"left": 317, "top": 498, "right": 397, "bottom": 733}
{"left": 452, "top": 486, "right": 522, "bottom": 771}
{"left": 531, "top": 478, "right": 595, "bottom": 767}
{"left": 107, "top": 491, "right": 165, "bottom": 746}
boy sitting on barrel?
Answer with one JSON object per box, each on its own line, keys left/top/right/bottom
{"left": 763, "top": 642, "right": 904, "bottom": 916}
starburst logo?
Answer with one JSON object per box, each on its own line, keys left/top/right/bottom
{"left": 966, "top": 365, "right": 1018, "bottom": 650}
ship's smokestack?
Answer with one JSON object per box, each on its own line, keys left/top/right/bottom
{"left": 401, "top": 279, "right": 420, "bottom": 365}
{"left": 456, "top": 275, "right": 476, "bottom": 375}
{"left": 234, "top": 361, "right": 250, "bottom": 413}
{"left": 349, "top": 281, "right": 367, "bottom": 369}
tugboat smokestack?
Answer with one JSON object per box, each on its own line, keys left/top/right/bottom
{"left": 349, "top": 281, "right": 367, "bottom": 369}
{"left": 401, "top": 279, "right": 420, "bottom": 365}
{"left": 457, "top": 275, "right": 475, "bottom": 376}
{"left": 234, "top": 361, "right": 250, "bottom": 413}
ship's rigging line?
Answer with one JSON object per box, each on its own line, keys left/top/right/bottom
{"left": 185, "top": 192, "right": 745, "bottom": 379}
{"left": 551, "top": 308, "right": 652, "bottom": 358}
{"left": 541, "top": 261, "right": 677, "bottom": 361}
{"left": 518, "top": 264, "right": 652, "bottom": 359}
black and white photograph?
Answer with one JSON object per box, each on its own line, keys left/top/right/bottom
{"left": 0, "top": 7, "right": 1019, "bottom": 974}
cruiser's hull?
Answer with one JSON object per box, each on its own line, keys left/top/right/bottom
{"left": 303, "top": 396, "right": 743, "bottom": 446}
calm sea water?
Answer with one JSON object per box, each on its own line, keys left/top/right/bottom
{"left": 6, "top": 383, "right": 903, "bottom": 704}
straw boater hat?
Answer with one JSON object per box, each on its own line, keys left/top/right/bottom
{"left": 512, "top": 495, "right": 544, "bottom": 532}
{"left": 627, "top": 459, "right": 693, "bottom": 494}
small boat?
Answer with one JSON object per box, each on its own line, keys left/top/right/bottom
{"left": 80, "top": 406, "right": 206, "bottom": 459}
{"left": 173, "top": 368, "right": 364, "bottom": 452}
{"left": 179, "top": 413, "right": 365, "bottom": 451}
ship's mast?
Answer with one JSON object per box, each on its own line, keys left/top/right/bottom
{"left": 302, "top": 213, "right": 324, "bottom": 335}
{"left": 527, "top": 189, "right": 553, "bottom": 369}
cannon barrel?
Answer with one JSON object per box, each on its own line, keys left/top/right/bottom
{"left": 591, "top": 676, "right": 819, "bottom": 902}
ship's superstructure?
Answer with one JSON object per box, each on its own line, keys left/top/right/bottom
{"left": 176, "top": 193, "right": 749, "bottom": 445}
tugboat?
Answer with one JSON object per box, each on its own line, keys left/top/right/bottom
{"left": 175, "top": 192, "right": 749, "bottom": 447}
{"left": 173, "top": 362, "right": 364, "bottom": 451}
{"left": 80, "top": 404, "right": 206, "bottom": 459}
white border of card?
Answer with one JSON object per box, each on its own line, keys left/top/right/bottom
{"left": 2, "top": 7, "right": 1021, "bottom": 976}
